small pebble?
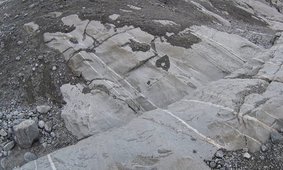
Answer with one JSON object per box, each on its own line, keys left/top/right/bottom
{"left": 50, "top": 132, "right": 56, "bottom": 138}
{"left": 38, "top": 120, "right": 45, "bottom": 129}
{"left": 215, "top": 150, "right": 224, "bottom": 158}
{"left": 52, "top": 66, "right": 57, "bottom": 71}
{"left": 38, "top": 55, "right": 44, "bottom": 60}
{"left": 17, "top": 41, "right": 23, "bottom": 45}
{"left": 15, "top": 56, "right": 21, "bottom": 61}
{"left": 243, "top": 152, "right": 251, "bottom": 159}
{"left": 261, "top": 145, "right": 268, "bottom": 152}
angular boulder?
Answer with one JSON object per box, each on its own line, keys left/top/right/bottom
{"left": 13, "top": 120, "right": 39, "bottom": 148}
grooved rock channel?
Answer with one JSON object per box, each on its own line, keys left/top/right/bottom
{"left": 1, "top": 0, "right": 283, "bottom": 169}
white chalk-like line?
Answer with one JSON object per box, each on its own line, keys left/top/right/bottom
{"left": 48, "top": 154, "right": 57, "bottom": 170}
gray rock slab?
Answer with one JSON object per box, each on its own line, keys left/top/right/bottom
{"left": 21, "top": 109, "right": 216, "bottom": 170}
{"left": 61, "top": 83, "right": 137, "bottom": 139}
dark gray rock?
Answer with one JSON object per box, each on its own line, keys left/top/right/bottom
{"left": 13, "top": 120, "right": 39, "bottom": 148}
{"left": 270, "top": 131, "right": 283, "bottom": 144}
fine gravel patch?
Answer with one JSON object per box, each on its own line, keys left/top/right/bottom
{"left": 206, "top": 130, "right": 283, "bottom": 169}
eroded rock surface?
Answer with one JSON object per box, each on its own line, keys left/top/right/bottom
{"left": 6, "top": 0, "right": 283, "bottom": 169}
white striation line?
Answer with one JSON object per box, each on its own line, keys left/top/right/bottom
{"left": 64, "top": 34, "right": 224, "bottom": 148}
{"left": 34, "top": 160, "right": 38, "bottom": 170}
{"left": 162, "top": 109, "right": 224, "bottom": 149}
{"left": 184, "top": 99, "right": 275, "bottom": 131}
{"left": 48, "top": 154, "right": 57, "bottom": 170}
{"left": 56, "top": 23, "right": 229, "bottom": 149}
{"left": 223, "top": 122, "right": 261, "bottom": 145}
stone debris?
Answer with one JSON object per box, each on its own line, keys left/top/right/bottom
{"left": 37, "top": 55, "right": 44, "bottom": 60}
{"left": 243, "top": 152, "right": 251, "bottom": 159}
{"left": 36, "top": 105, "right": 51, "bottom": 114}
{"left": 23, "top": 22, "right": 39, "bottom": 35}
{"left": 261, "top": 145, "right": 268, "bottom": 152}
{"left": 109, "top": 14, "right": 120, "bottom": 21}
{"left": 52, "top": 66, "right": 57, "bottom": 71}
{"left": 38, "top": 120, "right": 45, "bottom": 129}
{"left": 23, "top": 152, "right": 37, "bottom": 162}
{"left": 270, "top": 131, "right": 283, "bottom": 144}
{"left": 0, "top": 129, "right": 7, "bottom": 137}
{"left": 15, "top": 56, "right": 21, "bottom": 61}
{"left": 44, "top": 122, "right": 52, "bottom": 132}
{"left": 215, "top": 150, "right": 224, "bottom": 158}
{"left": 45, "top": 12, "right": 62, "bottom": 19}
{"left": 13, "top": 120, "right": 39, "bottom": 148}
{"left": 3, "top": 141, "right": 15, "bottom": 151}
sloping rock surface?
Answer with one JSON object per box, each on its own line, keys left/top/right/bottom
{"left": 20, "top": 0, "right": 283, "bottom": 169}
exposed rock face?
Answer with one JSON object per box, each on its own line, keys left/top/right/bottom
{"left": 60, "top": 83, "right": 136, "bottom": 139}
{"left": 19, "top": 0, "right": 283, "bottom": 169}
{"left": 13, "top": 120, "right": 39, "bottom": 149}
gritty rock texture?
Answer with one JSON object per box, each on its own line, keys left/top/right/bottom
{"left": 13, "top": 120, "right": 39, "bottom": 148}
{"left": 0, "top": 0, "right": 283, "bottom": 169}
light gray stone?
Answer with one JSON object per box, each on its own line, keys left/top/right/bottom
{"left": 36, "top": 105, "right": 51, "bottom": 114}
{"left": 15, "top": 56, "right": 21, "bottom": 61}
{"left": 38, "top": 120, "right": 45, "bottom": 129}
{"left": 52, "top": 66, "right": 57, "bottom": 71}
{"left": 61, "top": 84, "right": 136, "bottom": 139}
{"left": 243, "top": 152, "right": 251, "bottom": 159}
{"left": 215, "top": 150, "right": 224, "bottom": 158}
{"left": 21, "top": 109, "right": 215, "bottom": 170}
{"left": 13, "top": 120, "right": 39, "bottom": 148}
